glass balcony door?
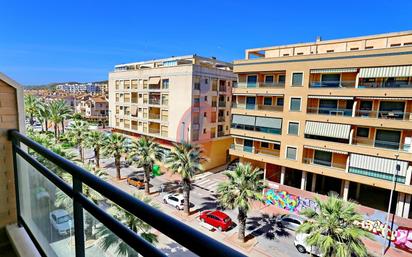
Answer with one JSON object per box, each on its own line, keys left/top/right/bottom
{"left": 246, "top": 97, "right": 256, "bottom": 110}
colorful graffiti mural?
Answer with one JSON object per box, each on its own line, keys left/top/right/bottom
{"left": 265, "top": 189, "right": 412, "bottom": 253}
{"left": 353, "top": 220, "right": 412, "bottom": 253}
{"left": 265, "top": 189, "right": 319, "bottom": 213}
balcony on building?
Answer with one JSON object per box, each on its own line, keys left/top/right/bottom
{"left": 148, "top": 107, "right": 161, "bottom": 120}
{"left": 357, "top": 66, "right": 412, "bottom": 89}
{"left": 231, "top": 137, "right": 281, "bottom": 158}
{"left": 148, "top": 93, "right": 161, "bottom": 105}
{"left": 302, "top": 147, "right": 348, "bottom": 170}
{"left": 218, "top": 111, "right": 225, "bottom": 122}
{"left": 148, "top": 121, "right": 160, "bottom": 135}
{"left": 219, "top": 80, "right": 227, "bottom": 93}
{"left": 309, "top": 68, "right": 357, "bottom": 88}
{"left": 148, "top": 77, "right": 161, "bottom": 90}
{"left": 354, "top": 97, "right": 412, "bottom": 121}
{"left": 231, "top": 115, "right": 282, "bottom": 135}
{"left": 304, "top": 121, "right": 351, "bottom": 144}
{"left": 306, "top": 96, "right": 353, "bottom": 116}
{"left": 235, "top": 72, "right": 286, "bottom": 88}
{"left": 218, "top": 95, "right": 226, "bottom": 108}
{"left": 233, "top": 95, "right": 284, "bottom": 112}
{"left": 352, "top": 127, "right": 412, "bottom": 153}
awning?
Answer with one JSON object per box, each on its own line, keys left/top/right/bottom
{"left": 233, "top": 135, "right": 281, "bottom": 145}
{"left": 358, "top": 66, "right": 412, "bottom": 78}
{"left": 304, "top": 145, "right": 348, "bottom": 155}
{"left": 232, "top": 115, "right": 255, "bottom": 126}
{"left": 148, "top": 77, "right": 161, "bottom": 84}
{"left": 234, "top": 93, "right": 256, "bottom": 96}
{"left": 305, "top": 121, "right": 351, "bottom": 140}
{"left": 255, "top": 117, "right": 282, "bottom": 129}
{"left": 130, "top": 106, "right": 138, "bottom": 115}
{"left": 356, "top": 96, "right": 412, "bottom": 100}
{"left": 308, "top": 95, "right": 354, "bottom": 100}
{"left": 349, "top": 154, "right": 408, "bottom": 177}
{"left": 256, "top": 94, "right": 283, "bottom": 97}
{"left": 310, "top": 68, "right": 358, "bottom": 74}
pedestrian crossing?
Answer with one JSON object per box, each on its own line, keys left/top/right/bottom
{"left": 193, "top": 177, "right": 220, "bottom": 193}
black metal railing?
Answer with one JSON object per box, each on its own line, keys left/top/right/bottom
{"left": 8, "top": 129, "right": 245, "bottom": 257}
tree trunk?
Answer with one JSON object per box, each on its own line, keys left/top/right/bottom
{"left": 144, "top": 165, "right": 151, "bottom": 195}
{"left": 183, "top": 179, "right": 191, "bottom": 215}
{"left": 45, "top": 119, "right": 48, "bottom": 132}
{"left": 237, "top": 208, "right": 247, "bottom": 242}
{"left": 94, "top": 147, "right": 100, "bottom": 168}
{"left": 30, "top": 114, "right": 34, "bottom": 126}
{"left": 115, "top": 156, "right": 121, "bottom": 180}
{"left": 61, "top": 120, "right": 65, "bottom": 134}
{"left": 79, "top": 145, "right": 84, "bottom": 163}
{"left": 54, "top": 124, "right": 58, "bottom": 141}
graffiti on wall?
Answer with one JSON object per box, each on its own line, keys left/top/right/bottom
{"left": 265, "top": 189, "right": 319, "bottom": 213}
{"left": 265, "top": 189, "right": 412, "bottom": 253}
{"left": 353, "top": 220, "right": 412, "bottom": 253}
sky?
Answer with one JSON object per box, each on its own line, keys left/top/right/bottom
{"left": 1, "top": 0, "right": 412, "bottom": 85}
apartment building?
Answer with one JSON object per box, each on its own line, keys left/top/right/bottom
{"left": 75, "top": 95, "right": 109, "bottom": 123}
{"left": 230, "top": 31, "right": 412, "bottom": 219}
{"left": 108, "top": 55, "right": 236, "bottom": 171}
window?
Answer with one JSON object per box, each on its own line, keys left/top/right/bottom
{"left": 273, "top": 144, "right": 280, "bottom": 150}
{"left": 247, "top": 75, "right": 257, "bottom": 86}
{"left": 264, "top": 75, "right": 274, "bottom": 84}
{"left": 314, "top": 150, "right": 332, "bottom": 166}
{"left": 375, "top": 129, "right": 401, "bottom": 150}
{"left": 277, "top": 98, "right": 284, "bottom": 106}
{"left": 203, "top": 112, "right": 207, "bottom": 117}
{"left": 162, "top": 79, "right": 169, "bottom": 89}
{"left": 286, "top": 147, "right": 297, "bottom": 160}
{"left": 203, "top": 129, "right": 207, "bottom": 134}
{"left": 357, "top": 127, "right": 369, "bottom": 138}
{"left": 264, "top": 97, "right": 272, "bottom": 106}
{"left": 288, "top": 122, "right": 299, "bottom": 135}
{"left": 291, "top": 73, "right": 303, "bottom": 86}
{"left": 290, "top": 98, "right": 301, "bottom": 111}
{"left": 365, "top": 46, "right": 374, "bottom": 49}
{"left": 204, "top": 96, "right": 208, "bottom": 101}
{"left": 321, "top": 74, "right": 341, "bottom": 87}
{"left": 261, "top": 142, "right": 269, "bottom": 148}
{"left": 205, "top": 78, "right": 209, "bottom": 84}
{"left": 278, "top": 75, "right": 286, "bottom": 84}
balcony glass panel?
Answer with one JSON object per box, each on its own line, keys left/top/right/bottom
{"left": 16, "top": 155, "right": 75, "bottom": 257}
{"left": 247, "top": 75, "right": 257, "bottom": 88}
{"left": 375, "top": 130, "right": 401, "bottom": 150}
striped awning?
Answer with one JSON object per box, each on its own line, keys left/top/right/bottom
{"left": 234, "top": 93, "right": 256, "bottom": 96}
{"left": 305, "top": 121, "right": 351, "bottom": 140}
{"left": 256, "top": 94, "right": 283, "bottom": 97}
{"left": 349, "top": 154, "right": 408, "bottom": 177}
{"left": 130, "top": 106, "right": 138, "bottom": 115}
{"left": 255, "top": 117, "right": 282, "bottom": 129}
{"left": 308, "top": 95, "right": 354, "bottom": 100}
{"left": 148, "top": 77, "right": 161, "bottom": 84}
{"left": 304, "top": 145, "right": 348, "bottom": 155}
{"left": 358, "top": 66, "right": 412, "bottom": 78}
{"left": 356, "top": 96, "right": 412, "bottom": 100}
{"left": 232, "top": 115, "right": 255, "bottom": 126}
{"left": 310, "top": 68, "right": 357, "bottom": 74}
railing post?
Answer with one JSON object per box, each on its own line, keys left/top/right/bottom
{"left": 8, "top": 130, "right": 22, "bottom": 227}
{"left": 73, "top": 177, "right": 85, "bottom": 257}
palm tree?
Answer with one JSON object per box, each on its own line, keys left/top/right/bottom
{"left": 165, "top": 143, "right": 205, "bottom": 215}
{"left": 97, "top": 193, "right": 158, "bottom": 257}
{"left": 85, "top": 130, "right": 107, "bottom": 168}
{"left": 24, "top": 94, "right": 38, "bottom": 126}
{"left": 68, "top": 120, "right": 89, "bottom": 163}
{"left": 128, "top": 136, "right": 163, "bottom": 195}
{"left": 37, "top": 101, "right": 50, "bottom": 132}
{"left": 102, "top": 133, "right": 127, "bottom": 180}
{"left": 217, "top": 162, "right": 265, "bottom": 242}
{"left": 296, "top": 192, "right": 370, "bottom": 257}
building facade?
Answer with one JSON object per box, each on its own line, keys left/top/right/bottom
{"left": 231, "top": 31, "right": 412, "bottom": 219}
{"left": 109, "top": 55, "right": 236, "bottom": 171}
{"left": 75, "top": 95, "right": 109, "bottom": 124}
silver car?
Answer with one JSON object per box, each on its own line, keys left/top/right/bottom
{"left": 276, "top": 214, "right": 306, "bottom": 231}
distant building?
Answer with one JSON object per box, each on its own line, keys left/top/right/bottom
{"left": 56, "top": 82, "right": 108, "bottom": 94}
{"left": 76, "top": 95, "right": 109, "bottom": 125}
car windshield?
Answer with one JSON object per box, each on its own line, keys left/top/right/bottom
{"left": 57, "top": 215, "right": 71, "bottom": 224}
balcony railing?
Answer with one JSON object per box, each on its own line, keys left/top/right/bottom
{"left": 8, "top": 130, "right": 244, "bottom": 257}
{"left": 309, "top": 80, "right": 356, "bottom": 88}
{"left": 149, "top": 113, "right": 160, "bottom": 120}
{"left": 234, "top": 82, "right": 285, "bottom": 88}
{"left": 218, "top": 101, "right": 226, "bottom": 107}
{"left": 307, "top": 107, "right": 352, "bottom": 116}
{"left": 358, "top": 82, "right": 412, "bottom": 89}
{"left": 303, "top": 157, "right": 346, "bottom": 170}
{"left": 233, "top": 103, "right": 283, "bottom": 112}
{"left": 217, "top": 131, "right": 226, "bottom": 137}
{"left": 231, "top": 124, "right": 282, "bottom": 135}
{"left": 219, "top": 86, "right": 226, "bottom": 92}
{"left": 355, "top": 110, "right": 412, "bottom": 121}
{"left": 230, "top": 144, "right": 280, "bottom": 157}
{"left": 353, "top": 137, "right": 411, "bottom": 152}
{"left": 149, "top": 98, "right": 160, "bottom": 105}
{"left": 218, "top": 116, "right": 225, "bottom": 122}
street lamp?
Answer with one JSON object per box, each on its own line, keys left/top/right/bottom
{"left": 181, "top": 122, "right": 185, "bottom": 143}
{"left": 381, "top": 153, "right": 400, "bottom": 256}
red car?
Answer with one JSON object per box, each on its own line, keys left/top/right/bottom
{"left": 199, "top": 210, "right": 233, "bottom": 231}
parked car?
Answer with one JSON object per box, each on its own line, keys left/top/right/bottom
{"left": 127, "top": 174, "right": 145, "bottom": 189}
{"left": 294, "top": 233, "right": 322, "bottom": 256}
{"left": 276, "top": 214, "right": 306, "bottom": 231}
{"left": 227, "top": 159, "right": 239, "bottom": 171}
{"left": 199, "top": 210, "right": 233, "bottom": 231}
{"left": 49, "top": 209, "right": 74, "bottom": 236}
{"left": 163, "top": 193, "right": 184, "bottom": 210}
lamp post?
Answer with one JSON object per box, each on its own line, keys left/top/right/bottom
{"left": 381, "top": 153, "right": 400, "bottom": 256}
{"left": 181, "top": 122, "right": 185, "bottom": 143}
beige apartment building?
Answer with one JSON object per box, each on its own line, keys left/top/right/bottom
{"left": 231, "top": 31, "right": 412, "bottom": 219}
{"left": 109, "top": 55, "right": 236, "bottom": 171}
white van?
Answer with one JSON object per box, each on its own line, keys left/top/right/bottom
{"left": 294, "top": 233, "right": 323, "bottom": 256}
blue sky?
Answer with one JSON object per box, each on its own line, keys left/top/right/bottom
{"left": 1, "top": 0, "right": 412, "bottom": 85}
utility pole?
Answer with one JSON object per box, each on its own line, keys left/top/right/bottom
{"left": 381, "top": 153, "right": 400, "bottom": 256}
{"left": 181, "top": 122, "right": 185, "bottom": 143}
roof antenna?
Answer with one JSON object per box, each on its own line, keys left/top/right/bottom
{"left": 316, "top": 36, "right": 322, "bottom": 42}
